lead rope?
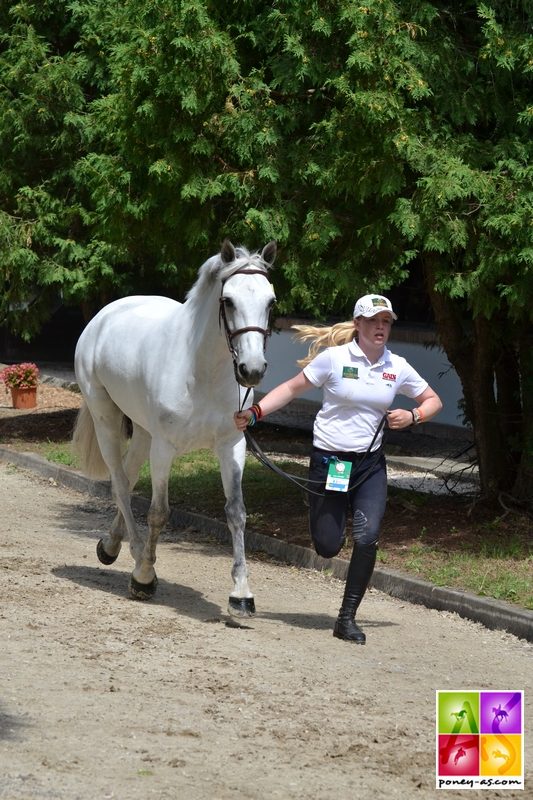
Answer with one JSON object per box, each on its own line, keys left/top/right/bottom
{"left": 241, "top": 396, "right": 388, "bottom": 498}
{"left": 237, "top": 386, "right": 324, "bottom": 495}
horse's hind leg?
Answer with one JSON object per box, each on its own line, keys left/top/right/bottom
{"left": 98, "top": 423, "right": 151, "bottom": 565}
{"left": 129, "top": 438, "right": 175, "bottom": 600}
{"left": 216, "top": 437, "right": 255, "bottom": 617}
{"left": 87, "top": 396, "right": 147, "bottom": 577}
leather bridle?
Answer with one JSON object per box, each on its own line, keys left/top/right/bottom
{"left": 219, "top": 268, "right": 274, "bottom": 363}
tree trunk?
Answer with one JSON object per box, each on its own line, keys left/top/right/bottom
{"left": 512, "top": 331, "right": 533, "bottom": 501}
{"left": 470, "top": 316, "right": 509, "bottom": 495}
{"left": 422, "top": 257, "right": 516, "bottom": 500}
{"left": 494, "top": 337, "right": 522, "bottom": 450}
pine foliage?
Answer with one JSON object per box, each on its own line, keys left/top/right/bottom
{"left": 0, "top": 1, "right": 531, "bottom": 496}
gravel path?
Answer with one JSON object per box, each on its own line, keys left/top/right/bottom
{"left": 1, "top": 463, "right": 531, "bottom": 799}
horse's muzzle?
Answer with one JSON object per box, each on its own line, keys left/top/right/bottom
{"left": 235, "top": 361, "right": 267, "bottom": 388}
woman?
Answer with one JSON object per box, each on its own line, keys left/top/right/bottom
{"left": 234, "top": 294, "right": 442, "bottom": 644}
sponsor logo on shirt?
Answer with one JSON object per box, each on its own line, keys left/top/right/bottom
{"left": 342, "top": 366, "right": 359, "bottom": 380}
{"left": 383, "top": 372, "right": 396, "bottom": 381}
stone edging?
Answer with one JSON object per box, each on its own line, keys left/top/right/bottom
{"left": 0, "top": 447, "right": 531, "bottom": 643}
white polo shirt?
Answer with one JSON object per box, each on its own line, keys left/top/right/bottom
{"left": 303, "top": 341, "right": 428, "bottom": 452}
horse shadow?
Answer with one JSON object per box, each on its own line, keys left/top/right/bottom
{"left": 52, "top": 564, "right": 399, "bottom": 635}
{"left": 51, "top": 564, "right": 224, "bottom": 624}
{"left": 0, "top": 704, "right": 29, "bottom": 742}
{"left": 52, "top": 502, "right": 400, "bottom": 633}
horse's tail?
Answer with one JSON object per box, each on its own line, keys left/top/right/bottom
{"left": 72, "top": 402, "right": 110, "bottom": 480}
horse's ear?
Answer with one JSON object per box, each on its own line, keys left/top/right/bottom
{"left": 220, "top": 239, "right": 236, "bottom": 264}
{"left": 261, "top": 240, "right": 277, "bottom": 266}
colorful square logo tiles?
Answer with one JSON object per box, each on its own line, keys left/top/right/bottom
{"left": 436, "top": 690, "right": 524, "bottom": 790}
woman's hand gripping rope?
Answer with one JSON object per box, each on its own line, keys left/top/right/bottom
{"left": 234, "top": 404, "right": 263, "bottom": 431}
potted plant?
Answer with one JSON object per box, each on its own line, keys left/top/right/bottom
{"left": 0, "top": 362, "right": 40, "bottom": 409}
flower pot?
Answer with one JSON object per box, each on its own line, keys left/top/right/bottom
{"left": 11, "top": 387, "right": 37, "bottom": 410}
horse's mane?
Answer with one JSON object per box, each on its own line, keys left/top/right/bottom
{"left": 186, "top": 246, "right": 271, "bottom": 305}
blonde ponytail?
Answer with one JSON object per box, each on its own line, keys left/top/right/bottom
{"left": 292, "top": 321, "right": 355, "bottom": 367}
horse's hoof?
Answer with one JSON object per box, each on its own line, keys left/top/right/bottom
{"left": 129, "top": 574, "right": 158, "bottom": 601}
{"left": 96, "top": 538, "right": 119, "bottom": 565}
{"left": 228, "top": 596, "right": 256, "bottom": 617}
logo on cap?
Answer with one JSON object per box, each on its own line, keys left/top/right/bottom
{"left": 353, "top": 294, "right": 397, "bottom": 320}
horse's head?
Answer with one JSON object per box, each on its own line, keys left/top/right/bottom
{"left": 219, "top": 240, "right": 277, "bottom": 387}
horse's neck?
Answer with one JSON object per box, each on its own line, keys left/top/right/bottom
{"left": 185, "top": 286, "right": 229, "bottom": 367}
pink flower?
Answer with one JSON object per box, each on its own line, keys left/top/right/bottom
{"left": 0, "top": 362, "right": 40, "bottom": 389}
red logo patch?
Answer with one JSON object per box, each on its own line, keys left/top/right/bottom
{"left": 383, "top": 372, "right": 396, "bottom": 381}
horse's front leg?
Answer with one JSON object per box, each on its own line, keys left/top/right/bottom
{"left": 129, "top": 438, "right": 174, "bottom": 600}
{"left": 216, "top": 436, "right": 255, "bottom": 617}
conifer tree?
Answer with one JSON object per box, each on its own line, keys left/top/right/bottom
{"left": 0, "top": 1, "right": 530, "bottom": 499}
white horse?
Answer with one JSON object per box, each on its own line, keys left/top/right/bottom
{"left": 73, "top": 239, "right": 276, "bottom": 616}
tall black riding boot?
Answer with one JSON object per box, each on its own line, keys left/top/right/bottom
{"left": 333, "top": 542, "right": 377, "bottom": 645}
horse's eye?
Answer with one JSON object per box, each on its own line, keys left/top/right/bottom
{"left": 223, "top": 297, "right": 235, "bottom": 310}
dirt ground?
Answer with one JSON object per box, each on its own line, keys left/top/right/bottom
{"left": 0, "top": 461, "right": 532, "bottom": 800}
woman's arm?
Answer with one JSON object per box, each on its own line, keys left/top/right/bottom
{"left": 413, "top": 386, "right": 443, "bottom": 422}
{"left": 234, "top": 371, "right": 314, "bottom": 431}
{"left": 386, "top": 386, "right": 443, "bottom": 430}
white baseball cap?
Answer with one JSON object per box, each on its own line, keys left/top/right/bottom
{"left": 353, "top": 294, "right": 397, "bottom": 320}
